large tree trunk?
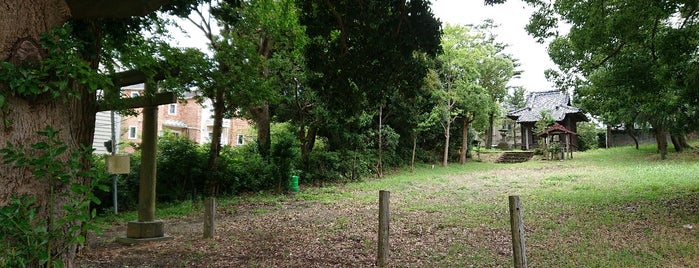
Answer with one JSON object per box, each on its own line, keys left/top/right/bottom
{"left": 206, "top": 90, "right": 226, "bottom": 195}
{"left": 411, "top": 133, "right": 417, "bottom": 172}
{"left": 377, "top": 106, "right": 383, "bottom": 178}
{"left": 626, "top": 127, "right": 639, "bottom": 150}
{"left": 0, "top": 1, "right": 91, "bottom": 266}
{"left": 652, "top": 125, "right": 668, "bottom": 160}
{"left": 250, "top": 102, "right": 271, "bottom": 160}
{"left": 678, "top": 133, "right": 694, "bottom": 150}
{"left": 670, "top": 134, "right": 683, "bottom": 153}
{"left": 299, "top": 125, "right": 316, "bottom": 164}
{"left": 2, "top": 1, "right": 173, "bottom": 266}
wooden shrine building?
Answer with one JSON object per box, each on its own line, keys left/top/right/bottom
{"left": 538, "top": 122, "right": 577, "bottom": 159}
{"left": 507, "top": 90, "right": 588, "bottom": 151}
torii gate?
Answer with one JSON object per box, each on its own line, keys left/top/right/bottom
{"left": 101, "top": 70, "right": 177, "bottom": 242}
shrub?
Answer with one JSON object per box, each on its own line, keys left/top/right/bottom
{"left": 271, "top": 129, "right": 298, "bottom": 192}
{"left": 0, "top": 126, "right": 107, "bottom": 266}
{"left": 219, "top": 143, "right": 273, "bottom": 194}
{"left": 304, "top": 149, "right": 342, "bottom": 185}
{"left": 576, "top": 122, "right": 600, "bottom": 152}
{"left": 155, "top": 134, "right": 207, "bottom": 202}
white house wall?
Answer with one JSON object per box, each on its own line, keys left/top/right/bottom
{"left": 93, "top": 111, "right": 121, "bottom": 155}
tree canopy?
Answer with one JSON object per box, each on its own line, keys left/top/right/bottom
{"left": 523, "top": 0, "right": 699, "bottom": 158}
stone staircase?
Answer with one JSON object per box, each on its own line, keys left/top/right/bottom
{"left": 495, "top": 151, "right": 534, "bottom": 163}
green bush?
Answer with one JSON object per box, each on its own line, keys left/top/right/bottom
{"left": 271, "top": 129, "right": 298, "bottom": 192}
{"left": 156, "top": 134, "right": 207, "bottom": 202}
{"left": 576, "top": 122, "right": 600, "bottom": 151}
{"left": 304, "top": 149, "right": 342, "bottom": 184}
{"left": 0, "top": 196, "right": 49, "bottom": 267}
{"left": 219, "top": 143, "right": 272, "bottom": 194}
{"left": 1, "top": 126, "right": 107, "bottom": 267}
{"left": 119, "top": 153, "right": 142, "bottom": 210}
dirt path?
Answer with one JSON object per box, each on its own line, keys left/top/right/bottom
{"left": 75, "top": 164, "right": 563, "bottom": 267}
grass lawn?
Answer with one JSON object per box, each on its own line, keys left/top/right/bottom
{"left": 80, "top": 144, "right": 699, "bottom": 267}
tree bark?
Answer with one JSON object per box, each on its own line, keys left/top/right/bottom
{"left": 299, "top": 125, "right": 316, "bottom": 165}
{"left": 678, "top": 133, "right": 694, "bottom": 150}
{"left": 0, "top": 1, "right": 95, "bottom": 266}
{"left": 411, "top": 133, "right": 417, "bottom": 172}
{"left": 250, "top": 102, "right": 271, "bottom": 160}
{"left": 626, "top": 127, "right": 639, "bottom": 150}
{"left": 377, "top": 106, "right": 383, "bottom": 178}
{"left": 459, "top": 117, "right": 470, "bottom": 164}
{"left": 652, "top": 126, "right": 668, "bottom": 160}
{"left": 206, "top": 89, "right": 226, "bottom": 195}
{"left": 442, "top": 119, "right": 451, "bottom": 167}
{"left": 1, "top": 1, "right": 172, "bottom": 266}
{"left": 670, "top": 134, "right": 683, "bottom": 153}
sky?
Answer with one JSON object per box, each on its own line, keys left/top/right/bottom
{"left": 431, "top": 0, "right": 557, "bottom": 92}
{"left": 171, "top": 0, "right": 558, "bottom": 92}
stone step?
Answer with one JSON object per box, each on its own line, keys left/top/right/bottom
{"left": 496, "top": 152, "right": 534, "bottom": 163}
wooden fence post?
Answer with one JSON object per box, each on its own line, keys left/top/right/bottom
{"left": 509, "top": 195, "right": 527, "bottom": 268}
{"left": 204, "top": 197, "right": 215, "bottom": 238}
{"left": 377, "top": 190, "right": 390, "bottom": 267}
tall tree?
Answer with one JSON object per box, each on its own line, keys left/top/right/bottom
{"left": 299, "top": 0, "right": 441, "bottom": 176}
{"left": 524, "top": 0, "right": 699, "bottom": 159}
{"left": 177, "top": 0, "right": 307, "bottom": 192}
{"left": 0, "top": 0, "right": 201, "bottom": 265}
{"left": 505, "top": 86, "right": 526, "bottom": 148}
{"left": 475, "top": 20, "right": 520, "bottom": 149}
{"left": 178, "top": 0, "right": 252, "bottom": 194}
{"left": 432, "top": 24, "right": 493, "bottom": 166}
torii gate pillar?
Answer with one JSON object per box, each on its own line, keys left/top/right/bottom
{"left": 117, "top": 81, "right": 175, "bottom": 243}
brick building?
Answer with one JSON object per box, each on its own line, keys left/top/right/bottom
{"left": 114, "top": 84, "right": 252, "bottom": 153}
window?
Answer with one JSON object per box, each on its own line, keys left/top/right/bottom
{"left": 168, "top": 104, "right": 177, "bottom": 115}
{"left": 206, "top": 128, "right": 229, "bottom": 145}
{"left": 237, "top": 134, "right": 245, "bottom": 145}
{"left": 130, "top": 92, "right": 139, "bottom": 98}
{"left": 128, "top": 126, "right": 138, "bottom": 139}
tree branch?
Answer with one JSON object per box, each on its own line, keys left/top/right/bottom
{"left": 394, "top": 0, "right": 406, "bottom": 37}
{"left": 591, "top": 41, "right": 625, "bottom": 69}
{"left": 187, "top": 6, "right": 215, "bottom": 45}
{"left": 65, "top": 0, "right": 172, "bottom": 19}
{"left": 324, "top": 0, "right": 348, "bottom": 55}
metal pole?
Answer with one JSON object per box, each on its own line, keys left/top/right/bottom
{"left": 110, "top": 110, "right": 118, "bottom": 215}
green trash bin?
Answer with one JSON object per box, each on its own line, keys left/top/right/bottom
{"left": 289, "top": 175, "right": 299, "bottom": 193}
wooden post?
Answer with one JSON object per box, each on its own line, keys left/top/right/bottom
{"left": 509, "top": 195, "right": 527, "bottom": 268}
{"left": 203, "top": 197, "right": 215, "bottom": 238}
{"left": 377, "top": 190, "right": 390, "bottom": 267}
